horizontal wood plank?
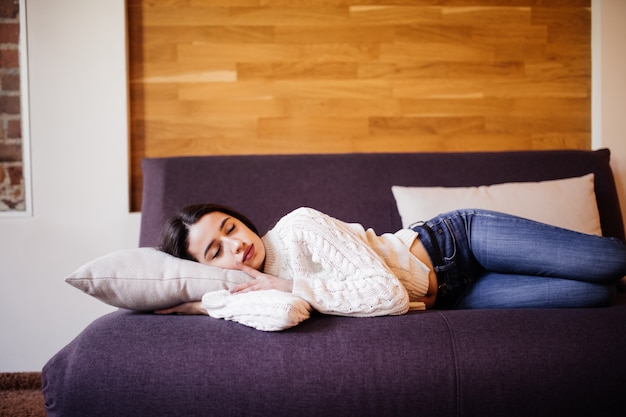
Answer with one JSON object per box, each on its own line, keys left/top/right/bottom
{"left": 128, "top": 0, "right": 591, "bottom": 211}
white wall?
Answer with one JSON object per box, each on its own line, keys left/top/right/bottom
{"left": 597, "top": 0, "right": 626, "bottom": 227}
{"left": 0, "top": 0, "right": 140, "bottom": 372}
{"left": 0, "top": 0, "right": 624, "bottom": 372}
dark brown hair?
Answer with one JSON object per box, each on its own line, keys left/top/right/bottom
{"left": 159, "top": 203, "right": 259, "bottom": 262}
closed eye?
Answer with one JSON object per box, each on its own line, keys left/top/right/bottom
{"left": 203, "top": 216, "right": 231, "bottom": 261}
{"left": 213, "top": 223, "right": 236, "bottom": 258}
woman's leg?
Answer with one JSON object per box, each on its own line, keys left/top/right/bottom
{"left": 455, "top": 272, "right": 616, "bottom": 309}
{"left": 462, "top": 209, "right": 626, "bottom": 284}
{"left": 415, "top": 209, "right": 626, "bottom": 309}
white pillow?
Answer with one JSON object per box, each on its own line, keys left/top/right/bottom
{"left": 391, "top": 174, "right": 601, "bottom": 236}
{"left": 65, "top": 247, "right": 253, "bottom": 311}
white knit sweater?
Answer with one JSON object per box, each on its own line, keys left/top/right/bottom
{"left": 261, "top": 207, "right": 431, "bottom": 317}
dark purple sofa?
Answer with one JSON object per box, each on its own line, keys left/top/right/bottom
{"left": 43, "top": 149, "right": 626, "bottom": 417}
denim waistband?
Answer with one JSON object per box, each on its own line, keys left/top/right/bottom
{"left": 410, "top": 223, "right": 453, "bottom": 308}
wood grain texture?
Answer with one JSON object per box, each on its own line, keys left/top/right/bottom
{"left": 128, "top": 0, "right": 591, "bottom": 211}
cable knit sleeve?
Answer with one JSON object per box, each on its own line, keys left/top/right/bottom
{"left": 264, "top": 208, "right": 410, "bottom": 317}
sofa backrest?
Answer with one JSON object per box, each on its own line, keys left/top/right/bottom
{"left": 139, "top": 149, "right": 624, "bottom": 247}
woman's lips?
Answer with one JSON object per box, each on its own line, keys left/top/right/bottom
{"left": 243, "top": 244, "right": 255, "bottom": 263}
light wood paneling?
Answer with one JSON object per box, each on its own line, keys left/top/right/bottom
{"left": 128, "top": 0, "right": 592, "bottom": 211}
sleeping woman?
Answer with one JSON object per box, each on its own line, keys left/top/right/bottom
{"left": 156, "top": 204, "right": 626, "bottom": 328}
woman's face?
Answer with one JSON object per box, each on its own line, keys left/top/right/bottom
{"left": 186, "top": 211, "right": 265, "bottom": 271}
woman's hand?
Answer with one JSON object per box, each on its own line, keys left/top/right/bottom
{"left": 154, "top": 301, "right": 207, "bottom": 315}
{"left": 231, "top": 262, "right": 294, "bottom": 294}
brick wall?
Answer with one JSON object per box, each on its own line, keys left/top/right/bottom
{"left": 0, "top": 0, "right": 23, "bottom": 211}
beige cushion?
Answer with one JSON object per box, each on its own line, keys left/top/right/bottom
{"left": 391, "top": 174, "right": 601, "bottom": 236}
{"left": 65, "top": 247, "right": 252, "bottom": 311}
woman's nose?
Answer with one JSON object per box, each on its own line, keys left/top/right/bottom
{"left": 224, "top": 237, "right": 243, "bottom": 253}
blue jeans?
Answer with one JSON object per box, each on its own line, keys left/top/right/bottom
{"left": 410, "top": 209, "right": 626, "bottom": 309}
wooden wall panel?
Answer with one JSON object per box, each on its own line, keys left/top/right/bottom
{"left": 127, "top": 0, "right": 592, "bottom": 211}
